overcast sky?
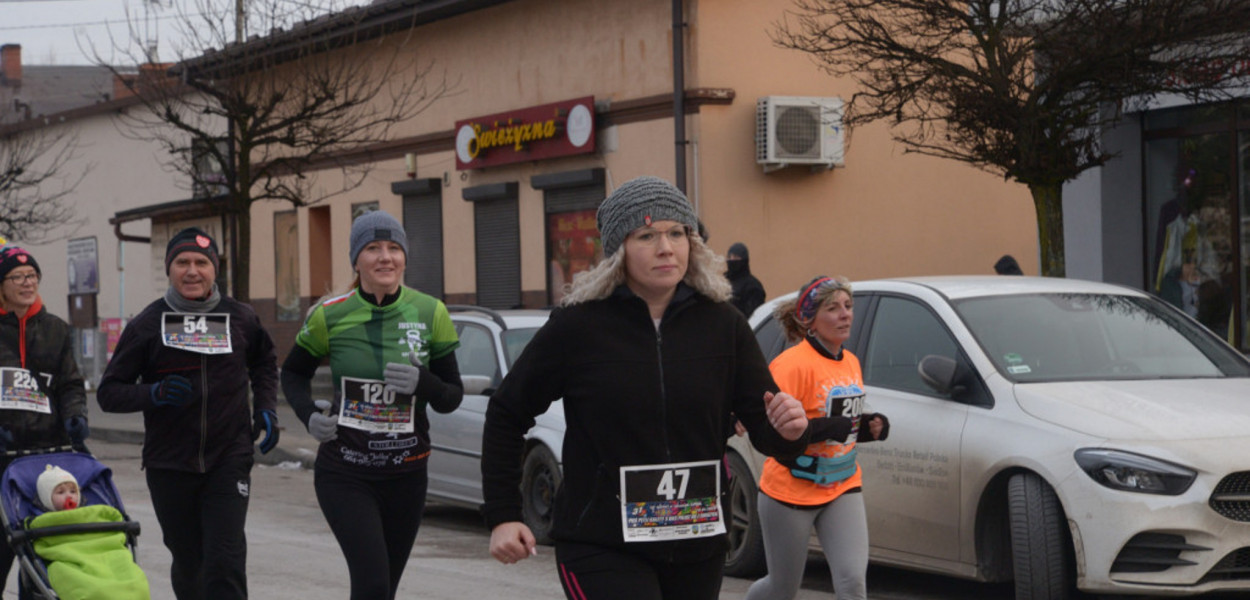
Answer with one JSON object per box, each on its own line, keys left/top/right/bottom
{"left": 1, "top": 0, "right": 173, "bottom": 65}
{"left": 2, "top": 0, "right": 363, "bottom": 66}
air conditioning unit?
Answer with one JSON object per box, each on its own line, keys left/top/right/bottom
{"left": 755, "top": 96, "right": 845, "bottom": 173}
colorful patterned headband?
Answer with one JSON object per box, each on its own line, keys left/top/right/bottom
{"left": 796, "top": 276, "right": 834, "bottom": 322}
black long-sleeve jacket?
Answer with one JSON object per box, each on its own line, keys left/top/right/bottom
{"left": 97, "top": 296, "right": 278, "bottom": 472}
{"left": 482, "top": 284, "right": 809, "bottom": 562}
{"left": 0, "top": 297, "right": 86, "bottom": 449}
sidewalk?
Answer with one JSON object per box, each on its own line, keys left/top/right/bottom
{"left": 86, "top": 390, "right": 321, "bottom": 469}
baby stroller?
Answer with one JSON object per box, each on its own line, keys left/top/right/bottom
{"left": 0, "top": 447, "right": 143, "bottom": 599}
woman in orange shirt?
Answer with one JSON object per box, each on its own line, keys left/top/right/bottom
{"left": 746, "top": 276, "right": 889, "bottom": 600}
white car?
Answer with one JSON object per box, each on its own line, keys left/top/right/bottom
{"left": 425, "top": 306, "right": 564, "bottom": 543}
{"left": 726, "top": 276, "right": 1250, "bottom": 598}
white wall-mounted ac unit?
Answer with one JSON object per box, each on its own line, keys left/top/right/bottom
{"left": 755, "top": 96, "right": 845, "bottom": 173}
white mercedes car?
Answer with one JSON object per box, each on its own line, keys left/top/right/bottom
{"left": 726, "top": 276, "right": 1250, "bottom": 598}
{"left": 425, "top": 306, "right": 564, "bottom": 543}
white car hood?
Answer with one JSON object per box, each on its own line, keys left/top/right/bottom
{"left": 1013, "top": 378, "right": 1250, "bottom": 441}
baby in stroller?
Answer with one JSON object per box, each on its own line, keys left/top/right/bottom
{"left": 1, "top": 451, "right": 149, "bottom": 600}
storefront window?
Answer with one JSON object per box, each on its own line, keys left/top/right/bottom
{"left": 546, "top": 209, "right": 601, "bottom": 305}
{"left": 1144, "top": 132, "right": 1236, "bottom": 343}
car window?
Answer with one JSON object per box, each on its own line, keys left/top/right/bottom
{"left": 954, "top": 293, "right": 1250, "bottom": 381}
{"left": 862, "top": 296, "right": 960, "bottom": 396}
{"left": 501, "top": 327, "right": 540, "bottom": 370}
{"left": 754, "top": 316, "right": 789, "bottom": 362}
{"left": 454, "top": 323, "right": 501, "bottom": 384}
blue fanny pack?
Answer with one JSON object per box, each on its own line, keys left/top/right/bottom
{"left": 789, "top": 448, "right": 858, "bottom": 486}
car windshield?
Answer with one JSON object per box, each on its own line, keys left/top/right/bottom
{"left": 953, "top": 293, "right": 1250, "bottom": 382}
{"left": 501, "top": 327, "right": 541, "bottom": 370}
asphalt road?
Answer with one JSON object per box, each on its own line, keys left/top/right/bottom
{"left": 0, "top": 440, "right": 833, "bottom": 600}
{"left": 2, "top": 436, "right": 1235, "bottom": 599}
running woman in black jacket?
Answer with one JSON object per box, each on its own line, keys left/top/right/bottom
{"left": 483, "top": 176, "right": 811, "bottom": 600}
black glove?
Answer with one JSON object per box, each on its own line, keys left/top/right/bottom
{"left": 253, "top": 409, "right": 279, "bottom": 454}
{"left": 0, "top": 426, "right": 12, "bottom": 453}
{"left": 150, "top": 374, "right": 194, "bottom": 408}
{"left": 64, "top": 416, "right": 89, "bottom": 446}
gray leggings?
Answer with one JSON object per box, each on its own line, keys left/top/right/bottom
{"left": 745, "top": 492, "right": 868, "bottom": 600}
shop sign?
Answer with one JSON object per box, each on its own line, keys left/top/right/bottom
{"left": 455, "top": 97, "right": 595, "bottom": 170}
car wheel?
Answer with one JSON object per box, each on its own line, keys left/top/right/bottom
{"left": 521, "top": 444, "right": 561, "bottom": 545}
{"left": 1008, "top": 472, "right": 1073, "bottom": 600}
{"left": 724, "top": 451, "right": 767, "bottom": 578}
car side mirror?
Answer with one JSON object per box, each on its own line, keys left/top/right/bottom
{"left": 918, "top": 354, "right": 967, "bottom": 397}
{"left": 461, "top": 374, "right": 493, "bottom": 396}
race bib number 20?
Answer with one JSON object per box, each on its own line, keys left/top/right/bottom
{"left": 619, "top": 460, "right": 725, "bottom": 542}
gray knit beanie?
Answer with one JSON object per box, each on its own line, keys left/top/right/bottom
{"left": 350, "top": 210, "right": 409, "bottom": 266}
{"left": 596, "top": 176, "right": 698, "bottom": 256}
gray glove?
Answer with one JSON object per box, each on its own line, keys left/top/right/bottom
{"left": 383, "top": 362, "right": 420, "bottom": 396}
{"left": 307, "top": 400, "right": 338, "bottom": 443}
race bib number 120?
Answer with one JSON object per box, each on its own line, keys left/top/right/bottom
{"left": 336, "top": 377, "right": 416, "bottom": 434}
{"left": 619, "top": 460, "right": 725, "bottom": 542}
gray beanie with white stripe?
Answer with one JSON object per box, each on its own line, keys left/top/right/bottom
{"left": 596, "top": 176, "right": 698, "bottom": 257}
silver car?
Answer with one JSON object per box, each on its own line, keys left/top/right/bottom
{"left": 426, "top": 306, "right": 564, "bottom": 543}
{"left": 726, "top": 276, "right": 1250, "bottom": 598}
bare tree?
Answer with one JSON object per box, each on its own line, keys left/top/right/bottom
{"left": 0, "top": 119, "right": 86, "bottom": 243}
{"left": 775, "top": 0, "right": 1250, "bottom": 276}
{"left": 93, "top": 0, "right": 451, "bottom": 300}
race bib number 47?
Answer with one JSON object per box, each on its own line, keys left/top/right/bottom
{"left": 619, "top": 460, "right": 725, "bottom": 542}
{"left": 0, "top": 367, "right": 52, "bottom": 414}
{"left": 162, "top": 313, "right": 233, "bottom": 355}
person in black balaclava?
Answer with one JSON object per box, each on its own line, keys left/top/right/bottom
{"left": 727, "top": 242, "right": 766, "bottom": 317}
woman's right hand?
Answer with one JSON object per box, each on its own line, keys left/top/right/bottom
{"left": 489, "top": 521, "right": 537, "bottom": 564}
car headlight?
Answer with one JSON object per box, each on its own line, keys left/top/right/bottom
{"left": 1074, "top": 449, "right": 1196, "bottom": 496}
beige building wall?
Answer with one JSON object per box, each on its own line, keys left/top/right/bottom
{"left": 686, "top": 0, "right": 1038, "bottom": 295}
{"left": 8, "top": 106, "right": 185, "bottom": 322}
{"left": 246, "top": 0, "right": 1039, "bottom": 336}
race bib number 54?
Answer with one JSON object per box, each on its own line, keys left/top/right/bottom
{"left": 619, "top": 460, "right": 725, "bottom": 542}
{"left": 162, "top": 313, "right": 233, "bottom": 355}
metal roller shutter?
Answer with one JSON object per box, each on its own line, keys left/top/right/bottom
{"left": 474, "top": 198, "right": 520, "bottom": 309}
{"left": 402, "top": 193, "right": 444, "bottom": 299}
{"left": 544, "top": 185, "right": 604, "bottom": 214}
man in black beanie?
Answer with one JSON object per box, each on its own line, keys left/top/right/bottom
{"left": 98, "top": 226, "right": 278, "bottom": 599}
{"left": 727, "top": 242, "right": 766, "bottom": 317}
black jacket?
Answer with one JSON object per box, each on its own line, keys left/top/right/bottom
{"left": 98, "top": 295, "right": 278, "bottom": 472}
{"left": 727, "top": 257, "right": 766, "bottom": 317}
{"left": 481, "top": 284, "right": 808, "bottom": 562}
{"left": 0, "top": 298, "right": 86, "bottom": 449}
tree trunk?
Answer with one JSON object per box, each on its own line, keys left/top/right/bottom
{"left": 230, "top": 194, "right": 252, "bottom": 303}
{"left": 1029, "top": 183, "right": 1065, "bottom": 277}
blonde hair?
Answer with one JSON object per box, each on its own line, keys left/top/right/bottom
{"left": 772, "top": 276, "right": 852, "bottom": 342}
{"left": 561, "top": 229, "right": 731, "bottom": 306}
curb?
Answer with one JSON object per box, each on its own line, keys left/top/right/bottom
{"left": 91, "top": 427, "right": 318, "bottom": 470}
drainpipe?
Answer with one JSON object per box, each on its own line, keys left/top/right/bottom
{"left": 672, "top": 0, "right": 687, "bottom": 193}
{"left": 112, "top": 223, "right": 150, "bottom": 321}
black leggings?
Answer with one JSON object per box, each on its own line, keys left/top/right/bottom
{"left": 146, "top": 455, "right": 253, "bottom": 600}
{"left": 554, "top": 541, "right": 725, "bottom": 600}
{"left": 314, "top": 467, "right": 428, "bottom": 600}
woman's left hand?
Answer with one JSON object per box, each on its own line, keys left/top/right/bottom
{"left": 764, "top": 391, "right": 808, "bottom": 441}
{"left": 868, "top": 415, "right": 885, "bottom": 440}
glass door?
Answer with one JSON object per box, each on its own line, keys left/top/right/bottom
{"left": 1144, "top": 133, "right": 1236, "bottom": 343}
